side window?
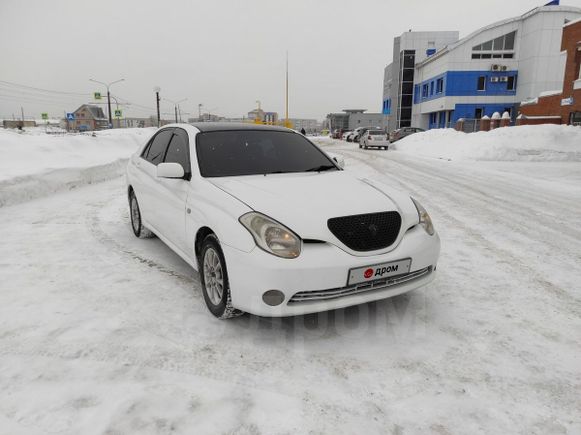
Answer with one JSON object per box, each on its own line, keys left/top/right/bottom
{"left": 164, "top": 128, "right": 190, "bottom": 173}
{"left": 144, "top": 129, "right": 174, "bottom": 165}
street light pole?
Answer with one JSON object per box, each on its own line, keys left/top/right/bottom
{"left": 89, "top": 78, "right": 125, "bottom": 128}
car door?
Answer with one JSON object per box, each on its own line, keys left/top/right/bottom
{"left": 137, "top": 128, "right": 175, "bottom": 229}
{"left": 155, "top": 127, "right": 191, "bottom": 253}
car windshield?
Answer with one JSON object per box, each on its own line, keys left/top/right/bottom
{"left": 196, "top": 130, "right": 338, "bottom": 177}
{"left": 368, "top": 131, "right": 384, "bottom": 135}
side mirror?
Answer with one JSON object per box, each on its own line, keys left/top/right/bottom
{"left": 333, "top": 156, "right": 345, "bottom": 169}
{"left": 157, "top": 162, "right": 185, "bottom": 179}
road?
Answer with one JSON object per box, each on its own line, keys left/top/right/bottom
{"left": 1, "top": 142, "right": 580, "bottom": 434}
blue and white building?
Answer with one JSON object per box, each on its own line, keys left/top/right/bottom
{"left": 382, "top": 3, "right": 581, "bottom": 131}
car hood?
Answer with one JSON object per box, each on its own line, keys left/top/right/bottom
{"left": 209, "top": 171, "right": 419, "bottom": 253}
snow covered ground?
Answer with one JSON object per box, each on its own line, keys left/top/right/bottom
{"left": 1, "top": 127, "right": 581, "bottom": 434}
{"left": 390, "top": 124, "right": 581, "bottom": 162}
{"left": 0, "top": 128, "right": 153, "bottom": 206}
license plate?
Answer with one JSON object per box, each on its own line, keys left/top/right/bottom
{"left": 348, "top": 258, "right": 412, "bottom": 285}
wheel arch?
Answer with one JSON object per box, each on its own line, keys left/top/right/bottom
{"left": 195, "top": 226, "right": 216, "bottom": 260}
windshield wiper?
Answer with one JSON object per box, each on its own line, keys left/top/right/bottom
{"left": 304, "top": 165, "right": 337, "bottom": 172}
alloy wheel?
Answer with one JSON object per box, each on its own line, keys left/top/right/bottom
{"left": 203, "top": 247, "right": 224, "bottom": 305}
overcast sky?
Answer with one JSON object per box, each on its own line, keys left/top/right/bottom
{"left": 1, "top": 0, "right": 580, "bottom": 121}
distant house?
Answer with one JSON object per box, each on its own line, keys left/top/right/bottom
{"left": 71, "top": 105, "right": 108, "bottom": 131}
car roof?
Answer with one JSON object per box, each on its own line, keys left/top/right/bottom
{"left": 188, "top": 122, "right": 292, "bottom": 133}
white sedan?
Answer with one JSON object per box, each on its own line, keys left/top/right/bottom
{"left": 126, "top": 123, "right": 440, "bottom": 318}
{"left": 360, "top": 130, "right": 390, "bottom": 150}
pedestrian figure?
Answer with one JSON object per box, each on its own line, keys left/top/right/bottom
{"left": 300, "top": 128, "right": 306, "bottom": 135}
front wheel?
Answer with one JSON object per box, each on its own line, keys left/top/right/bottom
{"left": 129, "top": 192, "right": 154, "bottom": 239}
{"left": 199, "top": 234, "right": 243, "bottom": 319}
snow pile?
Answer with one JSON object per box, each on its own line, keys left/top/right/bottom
{"left": 393, "top": 125, "right": 581, "bottom": 162}
{"left": 0, "top": 128, "right": 154, "bottom": 206}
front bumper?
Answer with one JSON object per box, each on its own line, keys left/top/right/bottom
{"left": 222, "top": 225, "right": 440, "bottom": 317}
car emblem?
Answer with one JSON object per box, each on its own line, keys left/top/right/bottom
{"left": 368, "top": 224, "right": 378, "bottom": 237}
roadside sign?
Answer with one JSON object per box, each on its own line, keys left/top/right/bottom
{"left": 94, "top": 92, "right": 102, "bottom": 100}
{"left": 114, "top": 109, "right": 122, "bottom": 118}
{"left": 66, "top": 112, "right": 75, "bottom": 121}
{"left": 41, "top": 113, "right": 48, "bottom": 120}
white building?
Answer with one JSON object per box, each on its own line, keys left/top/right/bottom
{"left": 383, "top": 4, "right": 581, "bottom": 131}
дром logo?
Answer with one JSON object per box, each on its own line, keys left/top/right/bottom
{"left": 364, "top": 268, "right": 374, "bottom": 279}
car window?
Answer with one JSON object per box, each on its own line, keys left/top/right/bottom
{"left": 196, "top": 130, "right": 337, "bottom": 177}
{"left": 164, "top": 128, "right": 190, "bottom": 172}
{"left": 144, "top": 129, "right": 174, "bottom": 165}
{"left": 368, "top": 130, "right": 384, "bottom": 135}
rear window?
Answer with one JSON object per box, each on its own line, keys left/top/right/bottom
{"left": 196, "top": 130, "right": 337, "bottom": 177}
{"left": 368, "top": 130, "right": 385, "bottom": 135}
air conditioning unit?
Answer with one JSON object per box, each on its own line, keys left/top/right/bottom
{"left": 491, "top": 64, "right": 501, "bottom": 71}
{"left": 491, "top": 76, "right": 500, "bottom": 83}
{"left": 501, "top": 65, "right": 508, "bottom": 71}
{"left": 500, "top": 76, "right": 509, "bottom": 82}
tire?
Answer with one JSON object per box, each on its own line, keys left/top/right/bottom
{"left": 129, "top": 191, "right": 154, "bottom": 239}
{"left": 359, "top": 143, "right": 362, "bottom": 149}
{"left": 199, "top": 234, "right": 243, "bottom": 319}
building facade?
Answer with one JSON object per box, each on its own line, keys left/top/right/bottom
{"left": 72, "top": 105, "right": 108, "bottom": 131}
{"left": 326, "top": 110, "right": 388, "bottom": 132}
{"left": 383, "top": 31, "right": 460, "bottom": 132}
{"left": 382, "top": 4, "right": 581, "bottom": 131}
{"left": 519, "top": 17, "right": 581, "bottom": 125}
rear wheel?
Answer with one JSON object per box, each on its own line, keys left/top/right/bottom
{"left": 199, "top": 234, "right": 243, "bottom": 319}
{"left": 129, "top": 192, "right": 154, "bottom": 238}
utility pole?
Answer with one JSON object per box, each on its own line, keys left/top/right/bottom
{"left": 285, "top": 51, "right": 289, "bottom": 127}
{"left": 198, "top": 103, "right": 202, "bottom": 120}
{"left": 164, "top": 98, "right": 187, "bottom": 124}
{"left": 154, "top": 87, "right": 161, "bottom": 127}
{"left": 20, "top": 106, "right": 24, "bottom": 127}
{"left": 89, "top": 78, "right": 125, "bottom": 128}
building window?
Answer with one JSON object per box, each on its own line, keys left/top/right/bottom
{"left": 430, "top": 81, "right": 435, "bottom": 95}
{"left": 503, "top": 53, "right": 514, "bottom": 59}
{"left": 436, "top": 78, "right": 443, "bottom": 94}
{"left": 507, "top": 75, "right": 517, "bottom": 91}
{"left": 477, "top": 76, "right": 486, "bottom": 91}
{"left": 475, "top": 108, "right": 483, "bottom": 119}
{"left": 422, "top": 84, "right": 429, "bottom": 98}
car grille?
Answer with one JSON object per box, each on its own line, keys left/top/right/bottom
{"left": 288, "top": 266, "right": 432, "bottom": 304}
{"left": 327, "top": 211, "right": 402, "bottom": 251}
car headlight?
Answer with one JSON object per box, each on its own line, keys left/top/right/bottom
{"left": 239, "top": 212, "right": 301, "bottom": 259}
{"left": 410, "top": 197, "right": 435, "bottom": 236}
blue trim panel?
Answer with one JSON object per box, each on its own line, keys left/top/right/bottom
{"left": 414, "top": 70, "right": 518, "bottom": 103}
{"left": 382, "top": 98, "right": 391, "bottom": 115}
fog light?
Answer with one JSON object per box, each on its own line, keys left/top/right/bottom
{"left": 262, "top": 290, "right": 285, "bottom": 306}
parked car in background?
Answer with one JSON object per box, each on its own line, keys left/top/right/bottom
{"left": 342, "top": 131, "right": 352, "bottom": 141}
{"left": 126, "top": 123, "right": 440, "bottom": 319}
{"left": 332, "top": 129, "right": 343, "bottom": 139}
{"left": 351, "top": 127, "right": 369, "bottom": 143}
{"left": 360, "top": 130, "right": 390, "bottom": 150}
{"left": 389, "top": 127, "right": 425, "bottom": 143}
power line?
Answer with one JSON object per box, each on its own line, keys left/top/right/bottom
{"left": 0, "top": 79, "right": 89, "bottom": 97}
